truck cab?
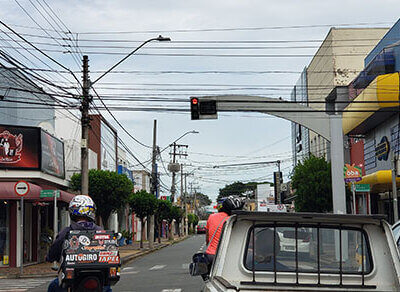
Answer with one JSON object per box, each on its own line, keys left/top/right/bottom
{"left": 202, "top": 211, "right": 400, "bottom": 291}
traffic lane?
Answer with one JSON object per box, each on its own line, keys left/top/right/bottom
{"left": 114, "top": 235, "right": 206, "bottom": 292}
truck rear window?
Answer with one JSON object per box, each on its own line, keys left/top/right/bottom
{"left": 244, "top": 224, "right": 372, "bottom": 275}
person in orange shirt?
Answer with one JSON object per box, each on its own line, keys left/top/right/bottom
{"left": 205, "top": 196, "right": 244, "bottom": 265}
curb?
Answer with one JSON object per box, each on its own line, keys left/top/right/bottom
{"left": 0, "top": 236, "right": 189, "bottom": 279}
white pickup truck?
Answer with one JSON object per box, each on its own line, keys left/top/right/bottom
{"left": 199, "top": 211, "right": 400, "bottom": 292}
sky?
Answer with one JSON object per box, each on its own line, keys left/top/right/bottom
{"left": 0, "top": 0, "right": 399, "bottom": 201}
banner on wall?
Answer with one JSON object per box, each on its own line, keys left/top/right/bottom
{"left": 0, "top": 125, "right": 40, "bottom": 169}
{"left": 41, "top": 130, "right": 65, "bottom": 178}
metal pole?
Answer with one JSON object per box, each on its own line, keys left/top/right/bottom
{"left": 392, "top": 154, "right": 399, "bottom": 222}
{"left": 149, "top": 120, "right": 157, "bottom": 249}
{"left": 352, "top": 182, "right": 356, "bottom": 215}
{"left": 20, "top": 196, "right": 23, "bottom": 275}
{"left": 81, "top": 55, "right": 90, "bottom": 196}
{"left": 52, "top": 191, "right": 58, "bottom": 269}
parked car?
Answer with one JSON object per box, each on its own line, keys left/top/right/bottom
{"left": 193, "top": 211, "right": 400, "bottom": 291}
{"left": 392, "top": 220, "right": 400, "bottom": 249}
{"left": 197, "top": 220, "right": 207, "bottom": 234}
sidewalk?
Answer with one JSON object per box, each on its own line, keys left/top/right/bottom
{"left": 0, "top": 235, "right": 188, "bottom": 279}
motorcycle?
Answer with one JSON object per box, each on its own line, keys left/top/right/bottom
{"left": 56, "top": 230, "right": 121, "bottom": 292}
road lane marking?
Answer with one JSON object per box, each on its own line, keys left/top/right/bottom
{"left": 182, "top": 263, "right": 189, "bottom": 269}
{"left": 161, "top": 289, "right": 181, "bottom": 292}
{"left": 121, "top": 271, "right": 139, "bottom": 275}
{"left": 122, "top": 267, "right": 134, "bottom": 271}
{"left": 149, "top": 264, "right": 166, "bottom": 270}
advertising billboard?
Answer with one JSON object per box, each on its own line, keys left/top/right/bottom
{"left": 41, "top": 130, "right": 65, "bottom": 178}
{"left": 0, "top": 125, "right": 40, "bottom": 169}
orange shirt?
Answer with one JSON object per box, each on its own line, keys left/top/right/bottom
{"left": 205, "top": 212, "right": 229, "bottom": 255}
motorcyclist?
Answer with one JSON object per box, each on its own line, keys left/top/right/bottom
{"left": 205, "top": 196, "right": 244, "bottom": 265}
{"left": 47, "top": 195, "right": 111, "bottom": 292}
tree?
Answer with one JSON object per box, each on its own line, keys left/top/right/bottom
{"left": 218, "top": 181, "right": 262, "bottom": 200}
{"left": 166, "top": 205, "right": 184, "bottom": 239}
{"left": 194, "top": 192, "right": 212, "bottom": 207}
{"left": 187, "top": 213, "right": 199, "bottom": 234}
{"left": 70, "top": 169, "right": 133, "bottom": 229}
{"left": 128, "top": 190, "right": 158, "bottom": 248}
{"left": 155, "top": 199, "right": 172, "bottom": 243}
{"left": 292, "top": 155, "right": 332, "bottom": 213}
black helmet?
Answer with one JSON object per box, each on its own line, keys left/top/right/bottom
{"left": 221, "top": 196, "right": 245, "bottom": 215}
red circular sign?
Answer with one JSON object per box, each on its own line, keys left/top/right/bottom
{"left": 14, "top": 181, "right": 30, "bottom": 197}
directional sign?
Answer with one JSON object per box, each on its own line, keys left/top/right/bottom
{"left": 40, "top": 190, "right": 60, "bottom": 198}
{"left": 14, "top": 181, "right": 29, "bottom": 197}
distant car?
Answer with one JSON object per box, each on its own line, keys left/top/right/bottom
{"left": 277, "top": 227, "right": 311, "bottom": 255}
{"left": 197, "top": 220, "right": 207, "bottom": 234}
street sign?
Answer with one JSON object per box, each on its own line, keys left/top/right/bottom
{"left": 355, "top": 184, "right": 370, "bottom": 192}
{"left": 344, "top": 164, "right": 362, "bottom": 183}
{"left": 14, "top": 181, "right": 29, "bottom": 197}
{"left": 40, "top": 190, "right": 60, "bottom": 198}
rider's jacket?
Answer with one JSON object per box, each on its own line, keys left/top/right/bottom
{"left": 46, "top": 221, "right": 102, "bottom": 262}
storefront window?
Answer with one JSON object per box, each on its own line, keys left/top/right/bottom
{"left": 0, "top": 201, "right": 9, "bottom": 266}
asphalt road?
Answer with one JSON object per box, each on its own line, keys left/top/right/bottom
{"left": 24, "top": 235, "right": 205, "bottom": 292}
{"left": 114, "top": 235, "right": 205, "bottom": 292}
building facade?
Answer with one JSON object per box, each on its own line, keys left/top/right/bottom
{"left": 343, "top": 19, "right": 400, "bottom": 222}
{"left": 307, "top": 27, "right": 388, "bottom": 160}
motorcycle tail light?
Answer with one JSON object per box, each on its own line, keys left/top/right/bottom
{"left": 110, "top": 267, "right": 117, "bottom": 277}
{"left": 83, "top": 278, "right": 99, "bottom": 290}
{"left": 65, "top": 268, "right": 74, "bottom": 280}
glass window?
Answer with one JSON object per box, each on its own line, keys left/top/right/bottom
{"left": 244, "top": 225, "right": 371, "bottom": 274}
{"left": 0, "top": 201, "right": 9, "bottom": 266}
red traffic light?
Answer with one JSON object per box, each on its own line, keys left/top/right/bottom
{"left": 191, "top": 98, "right": 198, "bottom": 105}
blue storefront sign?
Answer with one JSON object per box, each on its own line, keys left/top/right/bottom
{"left": 118, "top": 165, "right": 134, "bottom": 183}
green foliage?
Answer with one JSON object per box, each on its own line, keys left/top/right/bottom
{"left": 292, "top": 155, "right": 332, "bottom": 213}
{"left": 193, "top": 192, "right": 212, "bottom": 207}
{"left": 155, "top": 199, "right": 172, "bottom": 224}
{"left": 187, "top": 213, "right": 198, "bottom": 225}
{"left": 167, "top": 205, "right": 184, "bottom": 223}
{"left": 121, "top": 230, "right": 133, "bottom": 240}
{"left": 128, "top": 190, "right": 158, "bottom": 220}
{"left": 70, "top": 169, "right": 134, "bottom": 227}
{"left": 218, "top": 181, "right": 267, "bottom": 200}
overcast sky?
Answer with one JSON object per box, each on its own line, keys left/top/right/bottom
{"left": 1, "top": 0, "right": 399, "bottom": 201}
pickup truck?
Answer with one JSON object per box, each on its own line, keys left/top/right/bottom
{"left": 199, "top": 211, "right": 400, "bottom": 291}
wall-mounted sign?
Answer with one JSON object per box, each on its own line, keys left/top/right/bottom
{"left": 376, "top": 136, "right": 390, "bottom": 161}
{"left": 0, "top": 125, "right": 40, "bottom": 169}
{"left": 344, "top": 164, "right": 362, "bottom": 183}
{"left": 41, "top": 130, "right": 65, "bottom": 178}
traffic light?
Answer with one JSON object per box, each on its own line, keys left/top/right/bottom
{"left": 191, "top": 97, "right": 200, "bottom": 120}
{"left": 190, "top": 97, "right": 217, "bottom": 120}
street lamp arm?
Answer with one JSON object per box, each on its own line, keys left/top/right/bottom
{"left": 91, "top": 35, "right": 170, "bottom": 85}
{"left": 169, "top": 130, "right": 199, "bottom": 147}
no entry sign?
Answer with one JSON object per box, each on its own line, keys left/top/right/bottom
{"left": 14, "top": 180, "right": 29, "bottom": 197}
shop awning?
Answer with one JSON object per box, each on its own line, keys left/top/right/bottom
{"left": 355, "top": 170, "right": 400, "bottom": 193}
{"left": 0, "top": 182, "right": 75, "bottom": 203}
{"left": 343, "top": 73, "right": 400, "bottom": 135}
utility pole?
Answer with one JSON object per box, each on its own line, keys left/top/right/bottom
{"left": 392, "top": 153, "right": 399, "bottom": 222}
{"left": 169, "top": 143, "right": 188, "bottom": 202}
{"left": 149, "top": 120, "right": 157, "bottom": 249}
{"left": 81, "top": 55, "right": 90, "bottom": 196}
{"left": 180, "top": 164, "right": 187, "bottom": 235}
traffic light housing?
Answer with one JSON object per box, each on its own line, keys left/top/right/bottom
{"left": 191, "top": 97, "right": 200, "bottom": 120}
{"left": 190, "top": 97, "right": 217, "bottom": 120}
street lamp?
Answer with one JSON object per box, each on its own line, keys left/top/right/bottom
{"left": 169, "top": 130, "right": 199, "bottom": 147}
{"left": 91, "top": 35, "right": 171, "bottom": 86}
{"left": 80, "top": 35, "right": 171, "bottom": 196}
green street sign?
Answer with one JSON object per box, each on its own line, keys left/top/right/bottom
{"left": 355, "top": 184, "right": 370, "bottom": 192}
{"left": 40, "top": 190, "right": 60, "bottom": 198}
